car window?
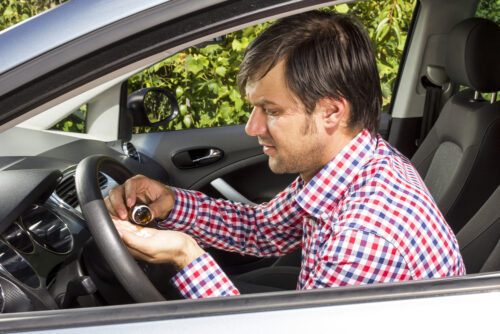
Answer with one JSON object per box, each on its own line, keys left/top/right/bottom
{"left": 50, "top": 104, "right": 87, "bottom": 133}
{"left": 128, "top": 0, "right": 418, "bottom": 133}
{"left": 0, "top": 1, "right": 66, "bottom": 30}
{"left": 476, "top": 0, "right": 500, "bottom": 24}
{"left": 475, "top": 0, "right": 500, "bottom": 102}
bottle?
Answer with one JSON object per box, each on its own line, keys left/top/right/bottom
{"left": 128, "top": 203, "right": 153, "bottom": 226}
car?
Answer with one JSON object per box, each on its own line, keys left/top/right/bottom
{"left": 0, "top": 0, "right": 499, "bottom": 332}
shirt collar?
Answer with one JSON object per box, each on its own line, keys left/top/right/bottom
{"left": 295, "top": 129, "right": 377, "bottom": 219}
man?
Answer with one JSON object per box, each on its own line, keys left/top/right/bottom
{"left": 106, "top": 11, "right": 465, "bottom": 299}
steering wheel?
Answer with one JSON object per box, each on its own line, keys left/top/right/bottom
{"left": 75, "top": 155, "right": 165, "bottom": 302}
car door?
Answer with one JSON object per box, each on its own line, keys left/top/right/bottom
{"left": 131, "top": 125, "right": 296, "bottom": 204}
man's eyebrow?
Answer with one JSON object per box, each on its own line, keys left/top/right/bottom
{"left": 252, "top": 99, "right": 279, "bottom": 107}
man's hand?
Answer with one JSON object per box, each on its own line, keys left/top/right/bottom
{"left": 112, "top": 217, "right": 205, "bottom": 270}
{"left": 105, "top": 174, "right": 175, "bottom": 221}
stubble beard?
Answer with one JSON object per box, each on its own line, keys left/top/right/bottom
{"left": 268, "top": 116, "right": 325, "bottom": 177}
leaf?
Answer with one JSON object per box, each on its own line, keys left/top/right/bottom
{"left": 203, "top": 44, "right": 222, "bottom": 54}
{"left": 376, "top": 17, "right": 389, "bottom": 30}
{"left": 229, "top": 88, "right": 240, "bottom": 102}
{"left": 219, "top": 102, "right": 232, "bottom": 119}
{"left": 3, "top": 6, "right": 14, "bottom": 17}
{"left": 391, "top": 24, "right": 402, "bottom": 48}
{"left": 179, "top": 104, "right": 187, "bottom": 116}
{"left": 176, "top": 86, "right": 184, "bottom": 98}
{"left": 199, "top": 113, "right": 212, "bottom": 127}
{"left": 152, "top": 62, "right": 163, "bottom": 72}
{"left": 185, "top": 55, "right": 204, "bottom": 75}
{"left": 335, "top": 4, "right": 350, "bottom": 13}
{"left": 217, "top": 85, "right": 229, "bottom": 99}
{"left": 376, "top": 24, "right": 391, "bottom": 42}
{"left": 231, "top": 39, "right": 243, "bottom": 51}
{"left": 234, "top": 98, "right": 244, "bottom": 110}
{"left": 215, "top": 66, "right": 227, "bottom": 77}
{"left": 183, "top": 114, "right": 193, "bottom": 128}
{"left": 381, "top": 83, "right": 392, "bottom": 98}
{"left": 208, "top": 82, "right": 219, "bottom": 94}
{"left": 217, "top": 56, "right": 230, "bottom": 67}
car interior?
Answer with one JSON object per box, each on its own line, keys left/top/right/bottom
{"left": 0, "top": 0, "right": 498, "bottom": 321}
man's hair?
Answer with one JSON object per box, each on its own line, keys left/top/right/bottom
{"left": 238, "top": 11, "right": 382, "bottom": 135}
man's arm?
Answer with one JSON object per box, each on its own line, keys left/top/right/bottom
{"left": 113, "top": 218, "right": 240, "bottom": 298}
{"left": 106, "top": 174, "right": 304, "bottom": 257}
{"left": 162, "top": 184, "right": 304, "bottom": 257}
{"left": 171, "top": 253, "right": 240, "bottom": 298}
{"left": 106, "top": 174, "right": 304, "bottom": 299}
{"left": 301, "top": 229, "right": 411, "bottom": 289}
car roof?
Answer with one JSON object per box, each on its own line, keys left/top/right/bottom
{"left": 0, "top": 0, "right": 173, "bottom": 75}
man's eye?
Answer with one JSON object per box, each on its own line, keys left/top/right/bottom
{"left": 264, "top": 109, "right": 278, "bottom": 116}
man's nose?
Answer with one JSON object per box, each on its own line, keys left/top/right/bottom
{"left": 245, "top": 107, "right": 267, "bottom": 137}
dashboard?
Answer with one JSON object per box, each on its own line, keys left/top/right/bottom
{"left": 0, "top": 127, "right": 169, "bottom": 312}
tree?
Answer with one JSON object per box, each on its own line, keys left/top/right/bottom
{"left": 129, "top": 1, "right": 417, "bottom": 133}
{"left": 0, "top": 0, "right": 65, "bottom": 30}
{"left": 2, "top": 0, "right": 419, "bottom": 133}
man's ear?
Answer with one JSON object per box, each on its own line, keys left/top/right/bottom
{"left": 316, "top": 97, "right": 349, "bottom": 130}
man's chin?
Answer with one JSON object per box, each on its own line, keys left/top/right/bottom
{"left": 268, "top": 158, "right": 288, "bottom": 174}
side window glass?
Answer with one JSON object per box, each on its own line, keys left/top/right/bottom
{"left": 128, "top": 0, "right": 417, "bottom": 133}
{"left": 127, "top": 25, "right": 269, "bottom": 133}
{"left": 475, "top": 0, "right": 500, "bottom": 102}
{"left": 50, "top": 104, "right": 87, "bottom": 133}
{"left": 476, "top": 0, "right": 500, "bottom": 24}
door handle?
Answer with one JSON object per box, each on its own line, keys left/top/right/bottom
{"left": 172, "top": 147, "right": 224, "bottom": 168}
{"left": 192, "top": 149, "right": 222, "bottom": 164}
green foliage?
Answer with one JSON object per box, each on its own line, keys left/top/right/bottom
{"left": 2, "top": 0, "right": 418, "bottom": 134}
{"left": 344, "top": 0, "right": 416, "bottom": 110}
{"left": 0, "top": 0, "right": 65, "bottom": 30}
{"left": 127, "top": 23, "right": 271, "bottom": 133}
{"left": 50, "top": 104, "right": 87, "bottom": 133}
{"left": 476, "top": 0, "right": 500, "bottom": 24}
{"left": 130, "top": 0, "right": 417, "bottom": 133}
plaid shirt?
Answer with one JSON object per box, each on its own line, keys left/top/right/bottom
{"left": 161, "top": 129, "right": 465, "bottom": 299}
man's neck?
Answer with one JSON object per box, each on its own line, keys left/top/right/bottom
{"left": 300, "top": 128, "right": 362, "bottom": 184}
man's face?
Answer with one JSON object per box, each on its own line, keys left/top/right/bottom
{"left": 245, "top": 61, "right": 329, "bottom": 182}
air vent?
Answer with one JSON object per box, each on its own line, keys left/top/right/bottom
{"left": 55, "top": 169, "right": 108, "bottom": 208}
{"left": 122, "top": 141, "right": 141, "bottom": 162}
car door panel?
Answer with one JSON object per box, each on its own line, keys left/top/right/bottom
{"left": 131, "top": 124, "right": 296, "bottom": 203}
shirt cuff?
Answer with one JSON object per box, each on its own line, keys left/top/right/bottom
{"left": 171, "top": 253, "right": 240, "bottom": 299}
{"left": 157, "top": 187, "right": 200, "bottom": 232}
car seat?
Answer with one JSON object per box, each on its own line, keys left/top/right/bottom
{"left": 457, "top": 185, "right": 500, "bottom": 273}
{"left": 411, "top": 18, "right": 500, "bottom": 233}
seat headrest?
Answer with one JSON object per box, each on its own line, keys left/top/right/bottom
{"left": 446, "top": 18, "right": 500, "bottom": 93}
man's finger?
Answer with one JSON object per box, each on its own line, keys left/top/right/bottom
{"left": 108, "top": 186, "right": 128, "bottom": 220}
{"left": 149, "top": 188, "right": 175, "bottom": 220}
{"left": 104, "top": 196, "right": 117, "bottom": 217}
{"left": 113, "top": 219, "right": 154, "bottom": 245}
{"left": 149, "top": 195, "right": 171, "bottom": 220}
{"left": 123, "top": 177, "right": 139, "bottom": 209}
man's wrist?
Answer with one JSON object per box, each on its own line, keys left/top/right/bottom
{"left": 157, "top": 187, "right": 199, "bottom": 232}
{"left": 176, "top": 236, "right": 205, "bottom": 271}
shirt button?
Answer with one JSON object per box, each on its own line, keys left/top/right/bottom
{"left": 321, "top": 213, "right": 328, "bottom": 221}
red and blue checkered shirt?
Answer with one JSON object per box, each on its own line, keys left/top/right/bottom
{"left": 160, "top": 129, "right": 465, "bottom": 299}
